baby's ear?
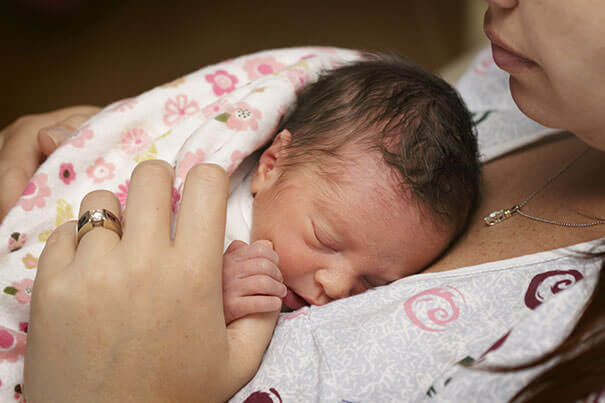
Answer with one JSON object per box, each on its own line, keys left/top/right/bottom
{"left": 250, "top": 129, "right": 292, "bottom": 195}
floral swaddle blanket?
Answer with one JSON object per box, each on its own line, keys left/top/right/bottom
{"left": 0, "top": 47, "right": 360, "bottom": 400}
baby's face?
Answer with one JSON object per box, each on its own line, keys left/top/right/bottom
{"left": 250, "top": 149, "right": 452, "bottom": 310}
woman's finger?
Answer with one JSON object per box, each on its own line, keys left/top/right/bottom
{"left": 0, "top": 166, "right": 28, "bottom": 223}
{"left": 75, "top": 190, "right": 123, "bottom": 260}
{"left": 36, "top": 221, "right": 77, "bottom": 282}
{"left": 121, "top": 160, "right": 173, "bottom": 249}
{"left": 174, "top": 163, "right": 229, "bottom": 277}
{"left": 38, "top": 113, "right": 92, "bottom": 156}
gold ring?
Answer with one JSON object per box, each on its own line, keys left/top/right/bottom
{"left": 77, "top": 209, "right": 123, "bottom": 244}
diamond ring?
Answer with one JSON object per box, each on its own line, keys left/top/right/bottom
{"left": 76, "top": 209, "right": 123, "bottom": 245}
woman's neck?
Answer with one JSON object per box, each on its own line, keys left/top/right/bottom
{"left": 425, "top": 134, "right": 605, "bottom": 273}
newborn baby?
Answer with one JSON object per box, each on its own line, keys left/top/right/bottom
{"left": 221, "top": 54, "right": 480, "bottom": 323}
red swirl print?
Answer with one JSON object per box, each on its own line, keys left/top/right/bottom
{"left": 244, "top": 388, "right": 282, "bottom": 403}
{"left": 404, "top": 286, "right": 466, "bottom": 332}
{"left": 524, "top": 270, "right": 583, "bottom": 310}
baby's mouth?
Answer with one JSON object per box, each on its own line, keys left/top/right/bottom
{"left": 282, "top": 287, "right": 310, "bottom": 311}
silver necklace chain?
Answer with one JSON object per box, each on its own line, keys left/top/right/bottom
{"left": 484, "top": 147, "right": 605, "bottom": 227}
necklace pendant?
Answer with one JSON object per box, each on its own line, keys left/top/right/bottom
{"left": 483, "top": 205, "right": 519, "bottom": 226}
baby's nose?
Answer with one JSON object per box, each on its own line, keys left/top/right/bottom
{"left": 314, "top": 268, "right": 354, "bottom": 300}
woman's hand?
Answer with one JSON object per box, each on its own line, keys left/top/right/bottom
{"left": 0, "top": 106, "right": 100, "bottom": 222}
{"left": 24, "top": 161, "right": 278, "bottom": 403}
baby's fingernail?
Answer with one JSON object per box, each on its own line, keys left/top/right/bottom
{"left": 280, "top": 284, "right": 288, "bottom": 297}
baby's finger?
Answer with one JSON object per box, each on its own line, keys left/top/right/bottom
{"left": 231, "top": 257, "right": 283, "bottom": 283}
{"left": 228, "top": 275, "right": 287, "bottom": 298}
{"left": 227, "top": 296, "right": 283, "bottom": 321}
{"left": 227, "top": 240, "right": 279, "bottom": 265}
{"left": 224, "top": 240, "right": 248, "bottom": 254}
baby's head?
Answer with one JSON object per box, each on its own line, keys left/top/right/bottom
{"left": 250, "top": 53, "right": 479, "bottom": 309}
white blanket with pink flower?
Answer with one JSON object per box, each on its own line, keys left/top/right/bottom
{"left": 0, "top": 46, "right": 360, "bottom": 399}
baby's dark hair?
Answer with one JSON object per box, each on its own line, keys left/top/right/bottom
{"left": 278, "top": 52, "right": 480, "bottom": 235}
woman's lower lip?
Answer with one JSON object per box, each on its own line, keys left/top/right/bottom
{"left": 491, "top": 43, "right": 537, "bottom": 72}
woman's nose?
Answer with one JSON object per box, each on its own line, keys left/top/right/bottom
{"left": 484, "top": 0, "right": 518, "bottom": 9}
{"left": 314, "top": 268, "right": 354, "bottom": 300}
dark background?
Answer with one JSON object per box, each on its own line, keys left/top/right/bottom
{"left": 1, "top": 0, "right": 479, "bottom": 128}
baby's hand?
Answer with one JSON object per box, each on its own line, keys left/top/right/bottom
{"left": 222, "top": 239, "right": 286, "bottom": 325}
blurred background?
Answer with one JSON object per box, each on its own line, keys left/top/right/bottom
{"left": 0, "top": 0, "right": 486, "bottom": 128}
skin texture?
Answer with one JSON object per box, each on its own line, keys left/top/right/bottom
{"left": 248, "top": 129, "right": 451, "bottom": 307}
{"left": 483, "top": 0, "right": 605, "bottom": 150}
{"left": 24, "top": 162, "right": 278, "bottom": 403}
{"left": 427, "top": 0, "right": 605, "bottom": 272}
{"left": 222, "top": 130, "right": 451, "bottom": 319}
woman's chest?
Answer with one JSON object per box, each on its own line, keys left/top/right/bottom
{"left": 427, "top": 135, "right": 605, "bottom": 273}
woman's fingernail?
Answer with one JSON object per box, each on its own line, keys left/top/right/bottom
{"left": 43, "top": 126, "right": 72, "bottom": 146}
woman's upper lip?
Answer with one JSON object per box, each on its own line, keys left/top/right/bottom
{"left": 483, "top": 25, "right": 534, "bottom": 63}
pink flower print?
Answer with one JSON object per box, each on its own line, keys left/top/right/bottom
{"left": 8, "top": 232, "right": 26, "bottom": 252}
{"left": 177, "top": 149, "right": 206, "bottom": 180}
{"left": 227, "top": 150, "right": 246, "bottom": 175}
{"left": 163, "top": 94, "right": 200, "bottom": 126}
{"left": 202, "top": 99, "right": 229, "bottom": 119}
{"left": 17, "top": 173, "right": 51, "bottom": 211}
{"left": 14, "top": 384, "right": 25, "bottom": 402}
{"left": 243, "top": 56, "right": 286, "bottom": 80}
{"left": 171, "top": 187, "right": 181, "bottom": 213}
{"left": 86, "top": 157, "right": 115, "bottom": 184}
{"left": 120, "top": 128, "right": 152, "bottom": 155}
{"left": 19, "top": 322, "right": 28, "bottom": 333}
{"left": 223, "top": 102, "right": 262, "bottom": 131}
{"left": 59, "top": 162, "right": 76, "bottom": 185}
{"left": 110, "top": 97, "right": 138, "bottom": 112}
{"left": 116, "top": 180, "right": 130, "bottom": 210}
{"left": 0, "top": 326, "right": 26, "bottom": 363}
{"left": 285, "top": 67, "right": 311, "bottom": 93}
{"left": 69, "top": 124, "right": 94, "bottom": 148}
{"left": 22, "top": 253, "right": 38, "bottom": 269}
{"left": 9, "top": 279, "right": 34, "bottom": 304}
{"left": 205, "top": 69, "right": 239, "bottom": 96}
